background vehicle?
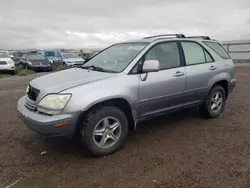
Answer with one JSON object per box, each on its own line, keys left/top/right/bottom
{"left": 83, "top": 51, "right": 100, "bottom": 61}
{"left": 18, "top": 34, "right": 236, "bottom": 156}
{"left": 53, "top": 51, "right": 85, "bottom": 67}
{"left": 41, "top": 50, "right": 56, "bottom": 62}
{"left": 11, "top": 51, "right": 25, "bottom": 65}
{"left": 19, "top": 51, "right": 52, "bottom": 72}
{"left": 0, "top": 50, "right": 16, "bottom": 75}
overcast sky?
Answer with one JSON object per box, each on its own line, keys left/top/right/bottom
{"left": 0, "top": 0, "right": 250, "bottom": 49}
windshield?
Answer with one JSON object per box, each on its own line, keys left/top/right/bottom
{"left": 62, "top": 53, "right": 79, "bottom": 59}
{"left": 0, "top": 51, "right": 9, "bottom": 58}
{"left": 83, "top": 43, "right": 148, "bottom": 73}
{"left": 27, "top": 54, "right": 46, "bottom": 60}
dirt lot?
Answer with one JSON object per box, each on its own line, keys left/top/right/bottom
{"left": 0, "top": 67, "right": 250, "bottom": 188}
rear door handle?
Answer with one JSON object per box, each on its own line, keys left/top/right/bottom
{"left": 173, "top": 71, "right": 185, "bottom": 77}
{"left": 209, "top": 66, "right": 217, "bottom": 70}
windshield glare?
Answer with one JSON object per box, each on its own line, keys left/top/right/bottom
{"left": 27, "top": 54, "right": 46, "bottom": 60}
{"left": 0, "top": 51, "right": 9, "bottom": 58}
{"left": 83, "top": 43, "right": 148, "bottom": 72}
{"left": 62, "top": 53, "right": 79, "bottom": 59}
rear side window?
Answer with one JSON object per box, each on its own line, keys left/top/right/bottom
{"left": 203, "top": 41, "right": 230, "bottom": 59}
{"left": 181, "top": 42, "right": 213, "bottom": 65}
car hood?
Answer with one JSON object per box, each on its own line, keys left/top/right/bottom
{"left": 0, "top": 58, "right": 12, "bottom": 61}
{"left": 30, "top": 68, "right": 115, "bottom": 93}
{"left": 64, "top": 58, "right": 84, "bottom": 62}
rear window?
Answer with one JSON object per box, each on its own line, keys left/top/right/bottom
{"left": 203, "top": 41, "right": 231, "bottom": 59}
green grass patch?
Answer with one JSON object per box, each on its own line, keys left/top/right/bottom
{"left": 17, "top": 69, "right": 35, "bottom": 76}
{"left": 0, "top": 74, "right": 11, "bottom": 78}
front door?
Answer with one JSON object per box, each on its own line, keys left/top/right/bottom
{"left": 137, "top": 41, "right": 186, "bottom": 118}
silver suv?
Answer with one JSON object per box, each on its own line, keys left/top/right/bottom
{"left": 17, "top": 34, "right": 236, "bottom": 156}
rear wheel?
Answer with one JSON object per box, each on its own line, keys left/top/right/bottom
{"left": 199, "top": 85, "right": 226, "bottom": 118}
{"left": 79, "top": 106, "right": 129, "bottom": 156}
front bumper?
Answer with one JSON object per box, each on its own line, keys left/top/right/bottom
{"left": 17, "top": 96, "right": 79, "bottom": 137}
{"left": 228, "top": 78, "right": 236, "bottom": 94}
{"left": 0, "top": 64, "right": 15, "bottom": 71}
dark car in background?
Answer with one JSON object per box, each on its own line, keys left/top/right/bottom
{"left": 11, "top": 52, "right": 25, "bottom": 65}
{"left": 19, "top": 51, "right": 52, "bottom": 72}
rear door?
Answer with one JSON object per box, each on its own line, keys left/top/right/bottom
{"left": 180, "top": 41, "right": 216, "bottom": 104}
{"left": 203, "top": 41, "right": 234, "bottom": 78}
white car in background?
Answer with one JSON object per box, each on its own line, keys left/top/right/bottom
{"left": 0, "top": 50, "right": 15, "bottom": 75}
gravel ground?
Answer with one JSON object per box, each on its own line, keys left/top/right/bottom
{"left": 0, "top": 67, "right": 250, "bottom": 188}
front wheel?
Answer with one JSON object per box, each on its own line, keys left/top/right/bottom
{"left": 10, "top": 70, "right": 16, "bottom": 75}
{"left": 79, "top": 106, "right": 129, "bottom": 156}
{"left": 199, "top": 85, "right": 226, "bottom": 118}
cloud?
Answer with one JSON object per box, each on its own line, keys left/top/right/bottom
{"left": 0, "top": 0, "right": 250, "bottom": 49}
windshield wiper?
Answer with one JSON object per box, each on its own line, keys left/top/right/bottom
{"left": 81, "top": 65, "right": 104, "bottom": 71}
{"left": 81, "top": 65, "right": 117, "bottom": 73}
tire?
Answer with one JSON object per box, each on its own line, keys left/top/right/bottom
{"left": 10, "top": 70, "right": 15, "bottom": 75}
{"left": 79, "top": 106, "right": 129, "bottom": 156}
{"left": 199, "top": 85, "right": 226, "bottom": 118}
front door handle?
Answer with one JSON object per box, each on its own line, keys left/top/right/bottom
{"left": 173, "top": 71, "right": 185, "bottom": 77}
{"left": 209, "top": 66, "right": 217, "bottom": 70}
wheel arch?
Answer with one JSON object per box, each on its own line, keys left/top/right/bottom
{"left": 211, "top": 80, "right": 229, "bottom": 99}
{"left": 76, "top": 98, "right": 136, "bottom": 134}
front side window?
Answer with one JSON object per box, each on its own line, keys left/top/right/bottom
{"left": 181, "top": 42, "right": 212, "bottom": 65}
{"left": 83, "top": 42, "right": 148, "bottom": 73}
{"left": 144, "top": 42, "right": 181, "bottom": 70}
{"left": 203, "top": 41, "right": 230, "bottom": 59}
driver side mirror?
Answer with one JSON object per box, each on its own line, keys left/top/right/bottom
{"left": 142, "top": 60, "right": 160, "bottom": 73}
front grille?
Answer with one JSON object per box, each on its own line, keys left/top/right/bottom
{"left": 0, "top": 61, "right": 7, "bottom": 65}
{"left": 25, "top": 100, "right": 37, "bottom": 111}
{"left": 32, "top": 62, "right": 41, "bottom": 65}
{"left": 27, "top": 85, "right": 40, "bottom": 101}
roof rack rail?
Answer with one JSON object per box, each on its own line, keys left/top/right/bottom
{"left": 187, "top": 36, "right": 211, "bottom": 40}
{"left": 143, "top": 34, "right": 186, "bottom": 39}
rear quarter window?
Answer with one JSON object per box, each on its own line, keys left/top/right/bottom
{"left": 203, "top": 41, "right": 231, "bottom": 59}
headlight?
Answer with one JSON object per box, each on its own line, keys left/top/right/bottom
{"left": 37, "top": 94, "right": 71, "bottom": 115}
{"left": 26, "top": 85, "right": 30, "bottom": 94}
{"left": 27, "top": 62, "right": 32, "bottom": 65}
